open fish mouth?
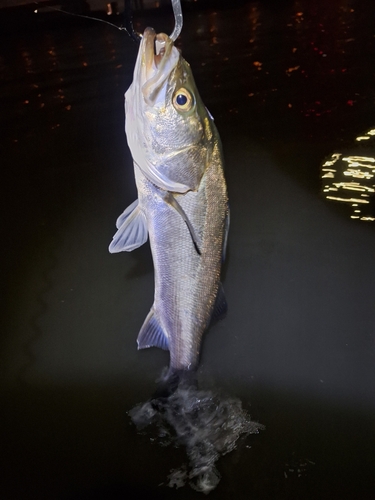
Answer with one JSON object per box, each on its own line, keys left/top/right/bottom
{"left": 154, "top": 33, "right": 169, "bottom": 65}
{"left": 143, "top": 27, "right": 174, "bottom": 74}
{"left": 140, "top": 27, "right": 179, "bottom": 106}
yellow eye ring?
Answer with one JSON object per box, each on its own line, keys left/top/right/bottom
{"left": 172, "top": 88, "right": 193, "bottom": 112}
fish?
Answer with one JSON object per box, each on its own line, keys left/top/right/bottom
{"left": 109, "top": 27, "right": 229, "bottom": 375}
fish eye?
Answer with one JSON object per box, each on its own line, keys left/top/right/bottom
{"left": 176, "top": 94, "right": 187, "bottom": 106}
{"left": 173, "top": 88, "right": 193, "bottom": 112}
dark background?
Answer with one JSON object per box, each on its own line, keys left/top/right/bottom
{"left": 1, "top": 0, "right": 375, "bottom": 498}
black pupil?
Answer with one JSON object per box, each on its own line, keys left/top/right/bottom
{"left": 176, "top": 94, "right": 188, "bottom": 106}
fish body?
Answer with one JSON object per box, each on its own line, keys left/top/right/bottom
{"left": 110, "top": 28, "right": 228, "bottom": 372}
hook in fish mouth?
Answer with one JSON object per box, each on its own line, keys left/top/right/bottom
{"left": 143, "top": 28, "right": 173, "bottom": 71}
{"left": 155, "top": 37, "right": 166, "bottom": 57}
{"left": 124, "top": 0, "right": 183, "bottom": 42}
{"left": 141, "top": 28, "right": 179, "bottom": 106}
{"left": 125, "top": 0, "right": 183, "bottom": 43}
{"left": 154, "top": 33, "right": 169, "bottom": 66}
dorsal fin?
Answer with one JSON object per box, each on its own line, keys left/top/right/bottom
{"left": 137, "top": 309, "right": 169, "bottom": 350}
{"left": 210, "top": 283, "right": 228, "bottom": 325}
{"left": 115, "top": 199, "right": 139, "bottom": 229}
{"left": 223, "top": 204, "right": 230, "bottom": 263}
{"left": 109, "top": 200, "right": 148, "bottom": 253}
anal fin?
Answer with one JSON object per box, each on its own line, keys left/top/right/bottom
{"left": 137, "top": 309, "right": 169, "bottom": 350}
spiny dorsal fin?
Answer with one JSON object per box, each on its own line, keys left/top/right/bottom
{"left": 137, "top": 309, "right": 169, "bottom": 350}
{"left": 210, "top": 283, "right": 228, "bottom": 325}
{"left": 223, "top": 204, "right": 230, "bottom": 263}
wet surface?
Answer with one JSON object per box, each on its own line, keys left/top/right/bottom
{"left": 1, "top": 0, "right": 375, "bottom": 498}
{"left": 129, "top": 382, "right": 264, "bottom": 494}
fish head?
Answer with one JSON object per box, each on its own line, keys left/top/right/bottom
{"left": 125, "top": 27, "right": 216, "bottom": 193}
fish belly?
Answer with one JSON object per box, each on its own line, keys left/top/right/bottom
{"left": 136, "top": 154, "right": 227, "bottom": 370}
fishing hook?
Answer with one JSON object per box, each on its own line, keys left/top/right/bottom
{"left": 170, "top": 0, "right": 183, "bottom": 41}
{"left": 123, "top": 0, "right": 183, "bottom": 42}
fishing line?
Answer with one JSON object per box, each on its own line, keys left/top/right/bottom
{"left": 33, "top": 0, "right": 182, "bottom": 42}
{"left": 33, "top": 2, "right": 140, "bottom": 39}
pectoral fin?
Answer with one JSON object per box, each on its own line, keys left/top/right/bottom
{"left": 159, "top": 191, "right": 202, "bottom": 255}
{"left": 109, "top": 200, "right": 148, "bottom": 253}
{"left": 137, "top": 309, "right": 169, "bottom": 350}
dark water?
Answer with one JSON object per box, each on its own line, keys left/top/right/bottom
{"left": 129, "top": 381, "right": 264, "bottom": 494}
{"left": 1, "top": 1, "right": 375, "bottom": 499}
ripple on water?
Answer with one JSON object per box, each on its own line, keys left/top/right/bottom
{"left": 321, "top": 128, "right": 375, "bottom": 221}
{"left": 129, "top": 382, "right": 264, "bottom": 494}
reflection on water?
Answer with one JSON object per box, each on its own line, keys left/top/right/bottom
{"left": 2, "top": 0, "right": 375, "bottom": 144}
{"left": 2, "top": 2, "right": 375, "bottom": 497}
{"left": 321, "top": 128, "right": 375, "bottom": 221}
{"left": 129, "top": 380, "right": 264, "bottom": 493}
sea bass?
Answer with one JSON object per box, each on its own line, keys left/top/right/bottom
{"left": 109, "top": 27, "right": 229, "bottom": 373}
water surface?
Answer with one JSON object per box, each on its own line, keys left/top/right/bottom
{"left": 1, "top": 1, "right": 375, "bottom": 498}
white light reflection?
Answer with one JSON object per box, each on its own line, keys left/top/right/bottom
{"left": 326, "top": 196, "right": 369, "bottom": 204}
{"left": 355, "top": 128, "right": 375, "bottom": 141}
{"left": 321, "top": 131, "right": 375, "bottom": 221}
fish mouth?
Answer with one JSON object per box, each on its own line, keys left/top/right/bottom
{"left": 143, "top": 27, "right": 171, "bottom": 72}
{"left": 154, "top": 33, "right": 170, "bottom": 67}
{"left": 141, "top": 27, "right": 179, "bottom": 106}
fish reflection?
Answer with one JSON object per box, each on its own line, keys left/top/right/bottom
{"left": 321, "top": 129, "right": 375, "bottom": 221}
